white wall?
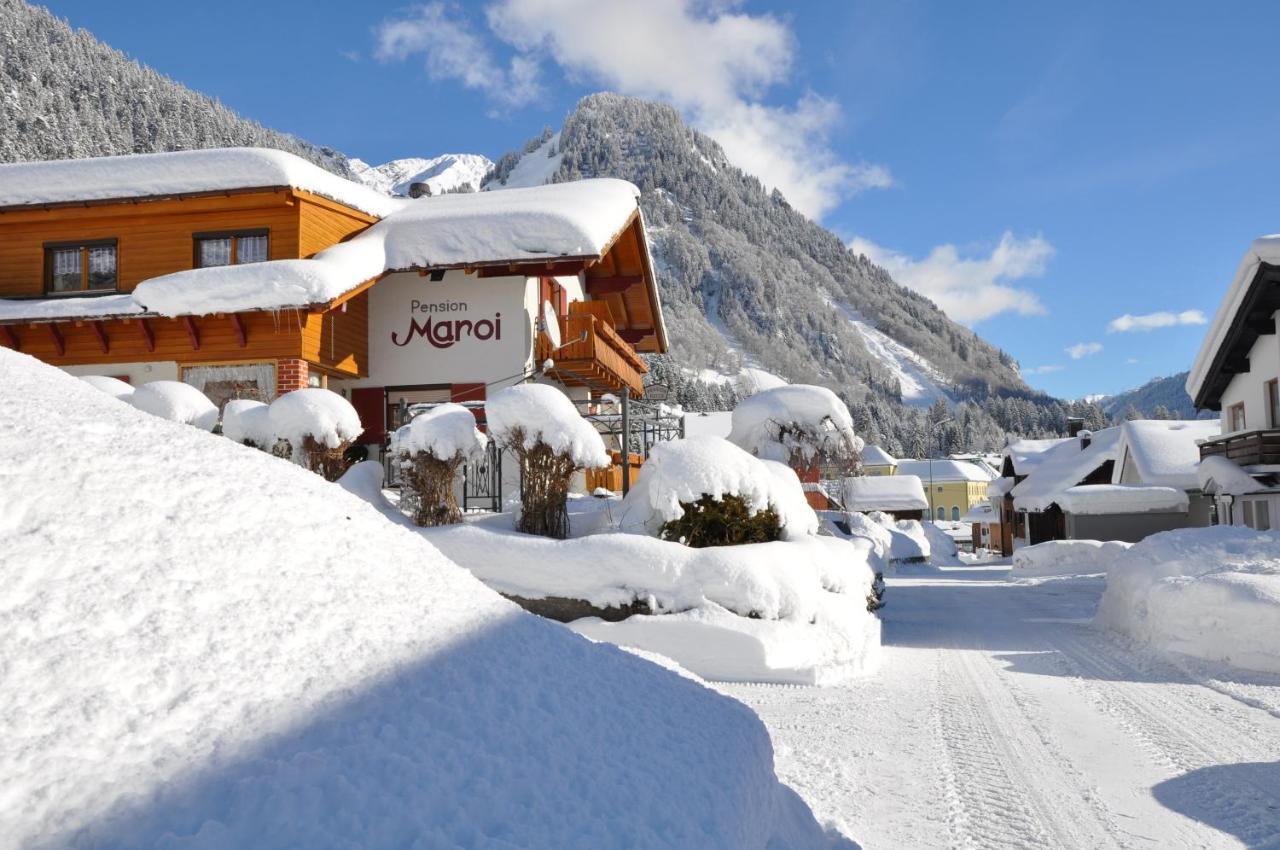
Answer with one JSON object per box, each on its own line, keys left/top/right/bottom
{"left": 61, "top": 361, "right": 179, "bottom": 384}
{"left": 1218, "top": 311, "right": 1280, "bottom": 434}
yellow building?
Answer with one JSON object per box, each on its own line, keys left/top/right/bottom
{"left": 860, "top": 445, "right": 898, "bottom": 476}
{"left": 894, "top": 459, "right": 994, "bottom": 522}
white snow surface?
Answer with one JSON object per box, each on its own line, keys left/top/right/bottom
{"left": 350, "top": 153, "right": 494, "bottom": 196}
{"left": 0, "top": 292, "right": 143, "bottom": 322}
{"left": 1199, "top": 454, "right": 1267, "bottom": 496}
{"left": 843, "top": 475, "right": 929, "bottom": 513}
{"left": 0, "top": 349, "right": 847, "bottom": 850}
{"left": 1097, "top": 526, "right": 1280, "bottom": 673}
{"left": 391, "top": 403, "right": 488, "bottom": 460}
{"left": 1055, "top": 483, "right": 1189, "bottom": 515}
{"left": 1012, "top": 428, "right": 1121, "bottom": 513}
{"left": 895, "top": 458, "right": 995, "bottom": 483}
{"left": 618, "top": 435, "right": 819, "bottom": 539}
{"left": 487, "top": 383, "right": 609, "bottom": 468}
{"left": 220, "top": 399, "right": 273, "bottom": 448}
{"left": 127, "top": 380, "right": 218, "bottom": 431}
{"left": 1003, "top": 437, "right": 1072, "bottom": 476}
{"left": 860, "top": 445, "right": 897, "bottom": 467}
{"left": 79, "top": 374, "right": 134, "bottom": 400}
{"left": 484, "top": 132, "right": 564, "bottom": 190}
{"left": 1115, "top": 419, "right": 1221, "bottom": 489}
{"left": 0, "top": 147, "right": 399, "bottom": 217}
{"left": 729, "top": 384, "right": 862, "bottom": 464}
{"left": 844, "top": 512, "right": 931, "bottom": 564}
{"left": 1013, "top": 539, "right": 1133, "bottom": 576}
{"left": 267, "top": 387, "right": 362, "bottom": 451}
{"left": 826, "top": 301, "right": 951, "bottom": 406}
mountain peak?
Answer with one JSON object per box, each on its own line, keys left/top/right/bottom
{"left": 350, "top": 153, "right": 493, "bottom": 197}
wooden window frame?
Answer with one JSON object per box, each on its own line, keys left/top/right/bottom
{"left": 1229, "top": 401, "right": 1247, "bottom": 432}
{"left": 1267, "top": 379, "right": 1279, "bottom": 428}
{"left": 43, "top": 238, "right": 119, "bottom": 295}
{"left": 193, "top": 228, "right": 270, "bottom": 268}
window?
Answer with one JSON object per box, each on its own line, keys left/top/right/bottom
{"left": 936, "top": 506, "right": 945, "bottom": 521}
{"left": 1256, "top": 500, "right": 1271, "bottom": 531}
{"left": 1268, "top": 380, "right": 1280, "bottom": 428}
{"left": 1243, "top": 500, "right": 1255, "bottom": 528}
{"left": 952, "top": 506, "right": 961, "bottom": 521}
{"left": 194, "top": 229, "right": 269, "bottom": 268}
{"left": 1229, "top": 402, "right": 1247, "bottom": 432}
{"left": 44, "top": 240, "right": 117, "bottom": 294}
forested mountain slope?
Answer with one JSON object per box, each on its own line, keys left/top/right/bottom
{"left": 1100, "top": 372, "right": 1210, "bottom": 422}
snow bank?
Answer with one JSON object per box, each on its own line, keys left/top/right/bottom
{"left": 221, "top": 398, "right": 273, "bottom": 448}
{"left": 391, "top": 402, "right": 487, "bottom": 460}
{"left": 921, "top": 520, "right": 961, "bottom": 566}
{"left": 1097, "top": 527, "right": 1280, "bottom": 673}
{"left": 728, "top": 384, "right": 862, "bottom": 464}
{"left": 487, "top": 383, "right": 608, "bottom": 467}
{"left": 843, "top": 511, "right": 930, "bottom": 564}
{"left": 0, "top": 348, "right": 848, "bottom": 849}
{"left": 268, "top": 388, "right": 362, "bottom": 452}
{"left": 843, "top": 474, "right": 928, "bottom": 513}
{"left": 1055, "top": 484, "right": 1189, "bottom": 515}
{"left": 128, "top": 380, "right": 218, "bottom": 430}
{"left": 79, "top": 374, "right": 134, "bottom": 400}
{"left": 1014, "top": 539, "right": 1132, "bottom": 576}
{"left": 619, "top": 435, "right": 818, "bottom": 539}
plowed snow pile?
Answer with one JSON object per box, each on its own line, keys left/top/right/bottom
{"left": 0, "top": 350, "right": 849, "bottom": 850}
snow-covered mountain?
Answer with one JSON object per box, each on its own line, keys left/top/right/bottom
{"left": 349, "top": 153, "right": 493, "bottom": 196}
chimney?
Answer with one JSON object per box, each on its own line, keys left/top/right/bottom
{"left": 408, "top": 182, "right": 432, "bottom": 199}
{"left": 1078, "top": 429, "right": 1093, "bottom": 450}
{"left": 1067, "top": 417, "right": 1085, "bottom": 438}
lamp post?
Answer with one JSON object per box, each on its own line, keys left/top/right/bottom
{"left": 928, "top": 416, "right": 953, "bottom": 524}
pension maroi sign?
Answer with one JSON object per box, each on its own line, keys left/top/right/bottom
{"left": 391, "top": 299, "right": 502, "bottom": 349}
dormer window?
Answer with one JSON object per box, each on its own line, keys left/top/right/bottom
{"left": 44, "top": 240, "right": 117, "bottom": 294}
{"left": 194, "top": 229, "right": 269, "bottom": 268}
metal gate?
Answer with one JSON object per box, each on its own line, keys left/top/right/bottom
{"left": 463, "top": 443, "right": 503, "bottom": 513}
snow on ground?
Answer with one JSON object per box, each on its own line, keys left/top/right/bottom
{"left": 1012, "top": 538, "right": 1132, "bottom": 577}
{"left": 728, "top": 562, "right": 1280, "bottom": 850}
{"left": 1097, "top": 527, "right": 1280, "bottom": 674}
{"left": 824, "top": 300, "right": 951, "bottom": 407}
{"left": 0, "top": 349, "right": 849, "bottom": 850}
{"left": 350, "top": 153, "right": 494, "bottom": 196}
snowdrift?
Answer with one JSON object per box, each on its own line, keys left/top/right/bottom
{"left": 0, "top": 350, "right": 850, "bottom": 850}
{"left": 1014, "top": 539, "right": 1132, "bottom": 577}
{"left": 1096, "top": 527, "right": 1280, "bottom": 673}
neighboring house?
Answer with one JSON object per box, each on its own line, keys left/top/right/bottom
{"left": 842, "top": 474, "right": 929, "bottom": 521}
{"left": 860, "top": 445, "right": 898, "bottom": 476}
{"left": 1187, "top": 235, "right": 1280, "bottom": 528}
{"left": 986, "top": 435, "right": 1074, "bottom": 555}
{"left": 1112, "top": 419, "right": 1219, "bottom": 526}
{"left": 959, "top": 502, "right": 999, "bottom": 552}
{"left": 0, "top": 149, "right": 668, "bottom": 500}
{"left": 894, "top": 459, "right": 994, "bottom": 523}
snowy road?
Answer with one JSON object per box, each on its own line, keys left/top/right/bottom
{"left": 727, "top": 566, "right": 1280, "bottom": 850}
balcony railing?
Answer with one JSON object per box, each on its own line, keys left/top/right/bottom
{"left": 535, "top": 306, "right": 648, "bottom": 396}
{"left": 1198, "top": 429, "right": 1280, "bottom": 466}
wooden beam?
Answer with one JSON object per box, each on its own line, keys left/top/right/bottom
{"left": 138, "top": 318, "right": 155, "bottom": 352}
{"left": 229, "top": 313, "right": 247, "bottom": 348}
{"left": 476, "top": 260, "right": 587, "bottom": 279}
{"left": 47, "top": 323, "right": 64, "bottom": 356}
{"left": 183, "top": 316, "right": 201, "bottom": 350}
{"left": 585, "top": 275, "right": 643, "bottom": 295}
{"left": 0, "top": 326, "right": 18, "bottom": 350}
{"left": 90, "top": 321, "right": 109, "bottom": 354}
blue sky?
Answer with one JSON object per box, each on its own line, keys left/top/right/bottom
{"left": 41, "top": 0, "right": 1280, "bottom": 400}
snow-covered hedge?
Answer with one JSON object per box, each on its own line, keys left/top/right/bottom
{"left": 0, "top": 348, "right": 847, "bottom": 849}
{"left": 220, "top": 399, "right": 273, "bottom": 449}
{"left": 128, "top": 380, "right": 218, "bottom": 431}
{"left": 267, "top": 388, "right": 362, "bottom": 479}
{"left": 390, "top": 404, "right": 488, "bottom": 527}
{"left": 728, "top": 384, "right": 862, "bottom": 466}
{"left": 79, "top": 374, "right": 134, "bottom": 401}
{"left": 1014, "top": 539, "right": 1132, "bottom": 576}
{"left": 1096, "top": 527, "right": 1280, "bottom": 673}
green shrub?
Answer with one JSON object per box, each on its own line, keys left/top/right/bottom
{"left": 659, "top": 494, "right": 782, "bottom": 548}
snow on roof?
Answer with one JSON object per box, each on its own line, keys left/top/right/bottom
{"left": 1198, "top": 454, "right": 1268, "bottom": 496}
{"left": 1115, "top": 419, "right": 1221, "bottom": 490}
{"left": 842, "top": 474, "right": 929, "bottom": 513}
{"left": 0, "top": 147, "right": 401, "bottom": 218}
{"left": 1054, "top": 484, "right": 1189, "bottom": 515}
{"left": 986, "top": 476, "right": 1016, "bottom": 498}
{"left": 1011, "top": 427, "right": 1121, "bottom": 513}
{"left": 0, "top": 292, "right": 143, "bottom": 323}
{"left": 1188, "top": 235, "right": 1280, "bottom": 404}
{"left": 959, "top": 502, "right": 996, "bottom": 523}
{"left": 1003, "top": 437, "right": 1071, "bottom": 475}
{"left": 895, "top": 459, "right": 994, "bottom": 482}
{"left": 860, "top": 445, "right": 897, "bottom": 466}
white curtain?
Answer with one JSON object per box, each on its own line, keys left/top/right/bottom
{"left": 237, "top": 234, "right": 268, "bottom": 264}
{"left": 198, "top": 238, "right": 232, "bottom": 267}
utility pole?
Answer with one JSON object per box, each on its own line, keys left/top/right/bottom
{"left": 620, "top": 386, "right": 631, "bottom": 496}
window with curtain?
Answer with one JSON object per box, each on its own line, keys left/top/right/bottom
{"left": 45, "top": 241, "right": 117, "bottom": 294}
{"left": 195, "top": 230, "right": 269, "bottom": 267}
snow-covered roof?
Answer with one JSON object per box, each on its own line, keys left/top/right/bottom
{"left": 0, "top": 293, "right": 144, "bottom": 323}
{"left": 1198, "top": 455, "right": 1269, "bottom": 496}
{"left": 895, "top": 459, "right": 994, "bottom": 482}
{"left": 1187, "top": 235, "right": 1280, "bottom": 406}
{"left": 986, "top": 477, "right": 1016, "bottom": 498}
{"left": 959, "top": 502, "right": 996, "bottom": 523}
{"left": 861, "top": 445, "right": 897, "bottom": 467}
{"left": 842, "top": 474, "right": 929, "bottom": 512}
{"left": 1114, "top": 419, "right": 1220, "bottom": 490}
{"left": 1054, "top": 484, "right": 1189, "bottom": 515}
{"left": 0, "top": 147, "right": 401, "bottom": 218}
{"left": 1003, "top": 437, "right": 1072, "bottom": 476}
{"left": 1011, "top": 427, "right": 1121, "bottom": 513}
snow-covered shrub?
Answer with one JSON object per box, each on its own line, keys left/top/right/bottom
{"left": 128, "top": 380, "right": 218, "bottom": 431}
{"left": 220, "top": 399, "right": 274, "bottom": 450}
{"left": 391, "top": 404, "right": 488, "bottom": 526}
{"left": 728, "top": 384, "right": 863, "bottom": 474}
{"left": 78, "top": 375, "right": 134, "bottom": 401}
{"left": 620, "top": 436, "right": 817, "bottom": 546}
{"left": 267, "top": 388, "right": 362, "bottom": 480}
{"left": 487, "top": 383, "right": 608, "bottom": 538}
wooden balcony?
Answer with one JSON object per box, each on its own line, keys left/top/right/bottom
{"left": 536, "top": 303, "right": 648, "bottom": 396}
{"left": 1198, "top": 429, "right": 1280, "bottom": 466}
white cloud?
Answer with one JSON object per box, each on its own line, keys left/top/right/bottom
{"left": 1066, "top": 341, "right": 1103, "bottom": 360}
{"left": 376, "top": 0, "right": 889, "bottom": 219}
{"left": 1023, "top": 364, "right": 1063, "bottom": 375}
{"left": 375, "top": 3, "right": 542, "bottom": 107}
{"left": 848, "top": 231, "right": 1053, "bottom": 324}
{"left": 1106, "top": 309, "right": 1207, "bottom": 333}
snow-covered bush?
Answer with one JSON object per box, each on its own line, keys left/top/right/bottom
{"left": 728, "top": 384, "right": 863, "bottom": 472}
{"left": 267, "top": 388, "right": 362, "bottom": 480}
{"left": 1096, "top": 527, "right": 1280, "bottom": 673}
{"left": 619, "top": 436, "right": 818, "bottom": 545}
{"left": 128, "top": 380, "right": 218, "bottom": 431}
{"left": 844, "top": 511, "right": 930, "bottom": 565}
{"left": 487, "top": 383, "right": 608, "bottom": 538}
{"left": 220, "top": 399, "right": 273, "bottom": 450}
{"left": 391, "top": 404, "right": 488, "bottom": 526}
{"left": 78, "top": 375, "right": 134, "bottom": 401}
